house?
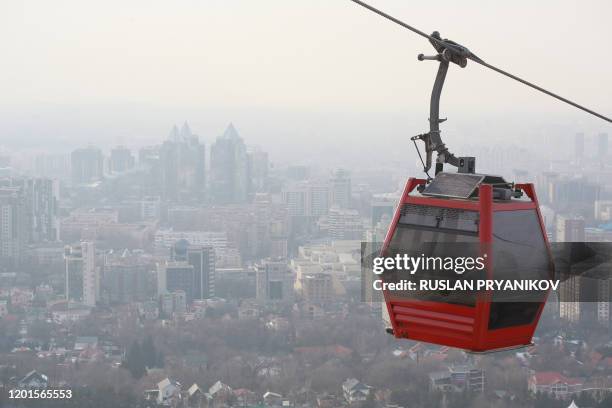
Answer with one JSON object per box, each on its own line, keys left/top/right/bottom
{"left": 17, "top": 370, "right": 49, "bottom": 389}
{"left": 263, "top": 391, "right": 283, "bottom": 406}
{"left": 429, "top": 365, "right": 485, "bottom": 393}
{"left": 450, "top": 365, "right": 485, "bottom": 393}
{"left": 208, "top": 380, "right": 233, "bottom": 405}
{"left": 187, "top": 384, "right": 206, "bottom": 408}
{"left": 233, "top": 388, "right": 257, "bottom": 406}
{"left": 528, "top": 372, "right": 583, "bottom": 398}
{"left": 342, "top": 378, "right": 372, "bottom": 404}
{"left": 429, "top": 371, "right": 454, "bottom": 392}
{"left": 157, "top": 378, "right": 182, "bottom": 406}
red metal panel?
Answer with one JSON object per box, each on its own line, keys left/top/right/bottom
{"left": 492, "top": 202, "right": 537, "bottom": 211}
{"left": 381, "top": 178, "right": 424, "bottom": 336}
{"left": 474, "top": 184, "right": 493, "bottom": 350}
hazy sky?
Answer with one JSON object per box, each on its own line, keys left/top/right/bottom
{"left": 1, "top": 0, "right": 610, "bottom": 163}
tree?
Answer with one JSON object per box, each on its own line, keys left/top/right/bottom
{"left": 123, "top": 341, "right": 146, "bottom": 379}
{"left": 141, "top": 335, "right": 156, "bottom": 368}
{"left": 156, "top": 350, "right": 165, "bottom": 368}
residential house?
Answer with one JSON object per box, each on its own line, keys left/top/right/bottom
{"left": 263, "top": 391, "right": 283, "bottom": 406}
{"left": 233, "top": 389, "right": 257, "bottom": 407}
{"left": 429, "top": 365, "right": 485, "bottom": 393}
{"left": 528, "top": 372, "right": 583, "bottom": 399}
{"left": 17, "top": 370, "right": 49, "bottom": 389}
{"left": 208, "top": 380, "right": 233, "bottom": 406}
{"left": 187, "top": 383, "right": 206, "bottom": 408}
{"left": 157, "top": 378, "right": 182, "bottom": 406}
{"left": 342, "top": 378, "right": 372, "bottom": 404}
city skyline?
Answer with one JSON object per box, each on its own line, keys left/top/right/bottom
{"left": 1, "top": 1, "right": 611, "bottom": 407}
{"left": 1, "top": 0, "right": 611, "bottom": 169}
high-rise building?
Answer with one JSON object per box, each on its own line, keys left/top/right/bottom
{"left": 65, "top": 246, "right": 83, "bottom": 301}
{"left": 255, "top": 259, "right": 294, "bottom": 303}
{"left": 371, "top": 200, "right": 395, "bottom": 229}
{"left": 210, "top": 123, "right": 249, "bottom": 204}
{"left": 546, "top": 176, "right": 599, "bottom": 215}
{"left": 159, "top": 122, "right": 206, "bottom": 201}
{"left": 159, "top": 290, "right": 187, "bottom": 317}
{"left": 1, "top": 177, "right": 59, "bottom": 243}
{"left": 140, "top": 196, "right": 161, "bottom": 220}
{"left": 282, "top": 181, "right": 330, "bottom": 217}
{"left": 282, "top": 185, "right": 308, "bottom": 217}
{"left": 157, "top": 261, "right": 195, "bottom": 303}
{"left": 330, "top": 169, "right": 352, "bottom": 209}
{"left": 556, "top": 215, "right": 586, "bottom": 324}
{"left": 171, "top": 240, "right": 216, "bottom": 299}
{"left": 254, "top": 196, "right": 290, "bottom": 260}
{"left": 110, "top": 146, "right": 135, "bottom": 173}
{"left": 188, "top": 246, "right": 215, "bottom": 300}
{"left": 71, "top": 147, "right": 104, "bottom": 184}
{"left": 157, "top": 123, "right": 206, "bottom": 201}
{"left": 81, "top": 241, "right": 98, "bottom": 306}
{"left": 103, "top": 249, "right": 155, "bottom": 304}
{"left": 154, "top": 230, "right": 228, "bottom": 258}
{"left": 0, "top": 187, "right": 27, "bottom": 266}
{"left": 23, "top": 178, "right": 59, "bottom": 242}
{"left": 556, "top": 215, "right": 585, "bottom": 242}
{"left": 64, "top": 241, "right": 98, "bottom": 306}
{"left": 328, "top": 207, "right": 363, "bottom": 240}
{"left": 300, "top": 273, "right": 333, "bottom": 304}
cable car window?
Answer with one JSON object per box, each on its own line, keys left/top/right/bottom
{"left": 488, "top": 209, "right": 551, "bottom": 330}
{"left": 385, "top": 204, "right": 481, "bottom": 307}
{"left": 398, "top": 204, "right": 479, "bottom": 233}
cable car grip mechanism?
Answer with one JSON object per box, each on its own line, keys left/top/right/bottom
{"left": 415, "top": 31, "right": 476, "bottom": 179}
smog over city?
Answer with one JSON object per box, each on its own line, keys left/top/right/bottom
{"left": 0, "top": 1, "right": 611, "bottom": 408}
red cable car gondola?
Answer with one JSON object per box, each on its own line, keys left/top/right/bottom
{"left": 381, "top": 177, "right": 553, "bottom": 352}
{"left": 348, "top": 0, "right": 611, "bottom": 352}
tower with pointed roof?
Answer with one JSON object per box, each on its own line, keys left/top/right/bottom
{"left": 159, "top": 122, "right": 206, "bottom": 201}
{"left": 209, "top": 123, "right": 249, "bottom": 204}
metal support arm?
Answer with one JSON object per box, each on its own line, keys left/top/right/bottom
{"left": 413, "top": 32, "right": 469, "bottom": 176}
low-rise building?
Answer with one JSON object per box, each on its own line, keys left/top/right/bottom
{"left": 528, "top": 371, "right": 583, "bottom": 399}
{"left": 17, "top": 370, "right": 49, "bottom": 389}
{"left": 157, "top": 378, "right": 182, "bottom": 406}
{"left": 342, "top": 378, "right": 372, "bottom": 404}
{"left": 429, "top": 365, "right": 485, "bottom": 393}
